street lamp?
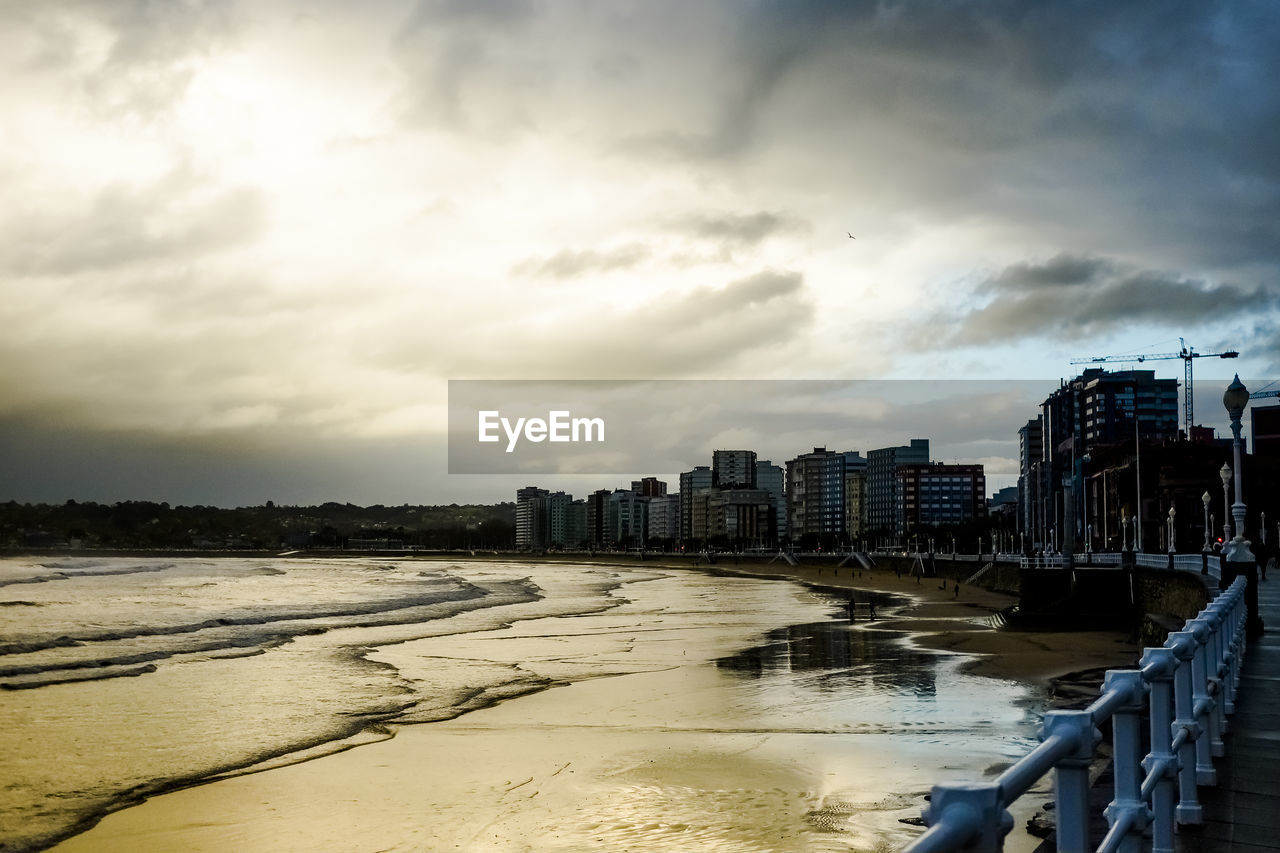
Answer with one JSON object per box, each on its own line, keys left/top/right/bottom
{"left": 1201, "top": 491, "right": 1212, "bottom": 552}
{"left": 1223, "top": 374, "right": 1262, "bottom": 638}
{"left": 1168, "top": 505, "right": 1176, "bottom": 554}
{"left": 1220, "top": 463, "right": 1233, "bottom": 546}
{"left": 1223, "top": 374, "right": 1253, "bottom": 561}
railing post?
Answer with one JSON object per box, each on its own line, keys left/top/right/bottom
{"left": 1190, "top": 614, "right": 1227, "bottom": 754}
{"left": 1042, "top": 710, "right": 1098, "bottom": 853}
{"left": 1229, "top": 581, "right": 1247, "bottom": 697}
{"left": 1141, "top": 646, "right": 1178, "bottom": 853}
{"left": 1184, "top": 620, "right": 1220, "bottom": 778}
{"left": 1207, "top": 598, "right": 1232, "bottom": 722}
{"left": 1102, "top": 670, "right": 1149, "bottom": 853}
{"left": 922, "top": 781, "right": 1009, "bottom": 852}
{"left": 1167, "top": 632, "right": 1204, "bottom": 824}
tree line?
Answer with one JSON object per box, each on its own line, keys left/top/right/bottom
{"left": 1, "top": 500, "right": 516, "bottom": 551}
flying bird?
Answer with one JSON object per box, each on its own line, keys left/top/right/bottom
{"left": 847, "top": 232, "right": 856, "bottom": 239}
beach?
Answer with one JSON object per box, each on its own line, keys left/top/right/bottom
{"left": 1, "top": 554, "right": 1137, "bottom": 852}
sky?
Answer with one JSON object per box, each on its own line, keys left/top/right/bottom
{"left": 1, "top": 0, "right": 1278, "bottom": 507}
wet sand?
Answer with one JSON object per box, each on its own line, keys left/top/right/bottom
{"left": 48, "top": 558, "right": 1137, "bottom": 853}
{"left": 711, "top": 559, "right": 1139, "bottom": 685}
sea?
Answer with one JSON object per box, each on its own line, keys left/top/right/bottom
{"left": 0, "top": 556, "right": 1045, "bottom": 852}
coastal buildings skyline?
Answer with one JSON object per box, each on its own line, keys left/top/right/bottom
{"left": 510, "top": 364, "right": 1279, "bottom": 553}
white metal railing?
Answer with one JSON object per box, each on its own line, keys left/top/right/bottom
{"left": 1135, "top": 552, "right": 1170, "bottom": 570}
{"left": 1020, "top": 554, "right": 1066, "bottom": 569}
{"left": 1016, "top": 552, "right": 1222, "bottom": 581}
{"left": 905, "top": 576, "right": 1248, "bottom": 853}
{"left": 1174, "top": 553, "right": 1222, "bottom": 584}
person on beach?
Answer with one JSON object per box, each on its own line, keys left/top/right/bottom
{"left": 953, "top": 581, "right": 960, "bottom": 598}
{"left": 868, "top": 599, "right": 877, "bottom": 620}
{"left": 847, "top": 596, "right": 857, "bottom": 621}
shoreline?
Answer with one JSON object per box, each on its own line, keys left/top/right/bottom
{"left": 15, "top": 547, "right": 1142, "bottom": 688}
{"left": 20, "top": 552, "right": 1137, "bottom": 852}
{"left": 690, "top": 558, "right": 1139, "bottom": 688}
{"left": 42, "top": 554, "right": 1069, "bottom": 853}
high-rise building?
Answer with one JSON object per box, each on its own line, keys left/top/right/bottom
{"left": 867, "top": 439, "right": 930, "bottom": 542}
{"left": 516, "top": 488, "right": 577, "bottom": 549}
{"left": 631, "top": 477, "right": 668, "bottom": 497}
{"left": 647, "top": 493, "right": 681, "bottom": 545}
{"left": 1038, "top": 369, "right": 1178, "bottom": 552}
{"left": 585, "top": 489, "right": 611, "bottom": 549}
{"left": 605, "top": 489, "right": 649, "bottom": 547}
{"left": 1252, "top": 405, "right": 1280, "bottom": 459}
{"left": 786, "top": 447, "right": 850, "bottom": 546}
{"left": 565, "top": 500, "right": 587, "bottom": 549}
{"left": 1019, "top": 418, "right": 1044, "bottom": 546}
{"left": 706, "top": 488, "right": 774, "bottom": 545}
{"left": 844, "top": 469, "right": 868, "bottom": 544}
{"left": 756, "top": 460, "right": 786, "bottom": 543}
{"left": 515, "top": 486, "right": 548, "bottom": 549}
{"left": 896, "top": 464, "right": 986, "bottom": 532}
{"left": 712, "top": 450, "right": 757, "bottom": 489}
{"left": 1077, "top": 369, "right": 1180, "bottom": 445}
{"left": 679, "top": 466, "right": 713, "bottom": 543}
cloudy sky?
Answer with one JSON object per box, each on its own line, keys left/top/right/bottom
{"left": 2, "top": 0, "right": 1278, "bottom": 506}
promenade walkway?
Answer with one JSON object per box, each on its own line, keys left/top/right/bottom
{"left": 1176, "top": 573, "right": 1280, "bottom": 852}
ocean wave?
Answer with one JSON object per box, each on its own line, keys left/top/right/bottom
{"left": 0, "top": 577, "right": 492, "bottom": 657}
{"left": 1, "top": 663, "right": 158, "bottom": 691}
{"left": 0, "top": 635, "right": 82, "bottom": 656}
{"left": 0, "top": 560, "right": 619, "bottom": 853}
{"left": 0, "top": 577, "right": 548, "bottom": 694}
{"left": 1, "top": 562, "right": 174, "bottom": 587}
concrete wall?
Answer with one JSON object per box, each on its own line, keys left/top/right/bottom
{"left": 1135, "top": 568, "right": 1212, "bottom": 647}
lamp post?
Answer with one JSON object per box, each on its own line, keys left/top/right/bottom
{"left": 1223, "top": 374, "right": 1261, "bottom": 637}
{"left": 1220, "top": 463, "right": 1233, "bottom": 546}
{"left": 1201, "top": 491, "right": 1212, "bottom": 552}
{"left": 1168, "top": 505, "right": 1176, "bottom": 554}
{"left": 1224, "top": 375, "right": 1252, "bottom": 559}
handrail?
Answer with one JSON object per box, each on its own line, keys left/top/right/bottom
{"left": 905, "top": 575, "right": 1248, "bottom": 853}
{"left": 1017, "top": 552, "right": 1222, "bottom": 583}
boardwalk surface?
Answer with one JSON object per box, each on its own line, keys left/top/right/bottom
{"left": 1176, "top": 571, "right": 1280, "bottom": 852}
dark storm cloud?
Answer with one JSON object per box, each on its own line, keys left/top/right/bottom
{"left": 386, "top": 0, "right": 1280, "bottom": 274}
{"left": 675, "top": 211, "right": 810, "bottom": 247}
{"left": 0, "top": 408, "right": 439, "bottom": 507}
{"left": 9, "top": 1, "right": 239, "bottom": 117}
{"left": 511, "top": 211, "right": 808, "bottom": 278}
{"left": 936, "top": 254, "right": 1280, "bottom": 345}
{"left": 1, "top": 176, "right": 264, "bottom": 276}
{"left": 522, "top": 268, "right": 813, "bottom": 376}
{"left": 377, "top": 269, "right": 813, "bottom": 378}
{"left": 512, "top": 243, "right": 651, "bottom": 279}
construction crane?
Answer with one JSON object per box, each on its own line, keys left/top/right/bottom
{"left": 1251, "top": 387, "right": 1280, "bottom": 402}
{"left": 1070, "top": 338, "right": 1239, "bottom": 435}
